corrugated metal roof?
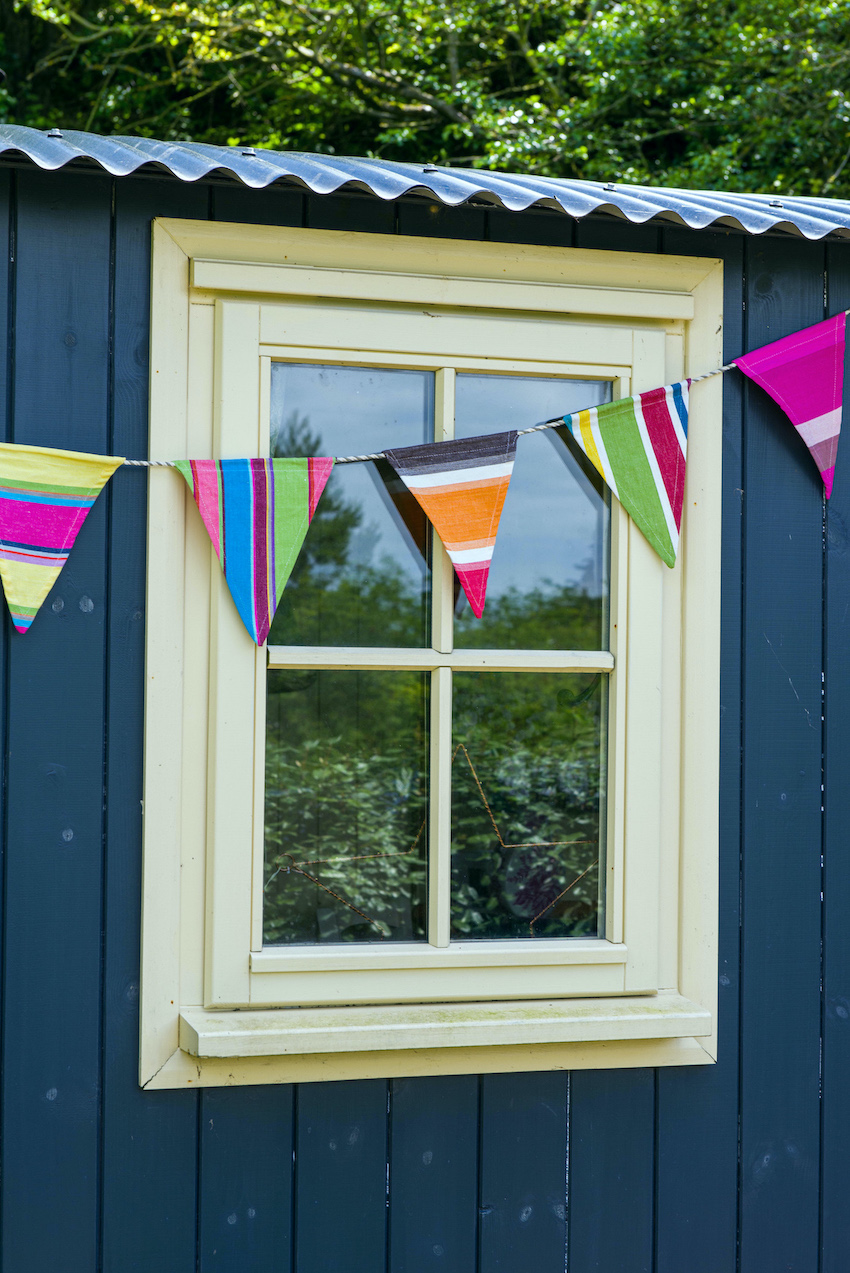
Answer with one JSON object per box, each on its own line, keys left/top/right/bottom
{"left": 1, "top": 123, "right": 849, "bottom": 241}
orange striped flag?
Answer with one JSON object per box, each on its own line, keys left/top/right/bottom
{"left": 383, "top": 431, "right": 517, "bottom": 617}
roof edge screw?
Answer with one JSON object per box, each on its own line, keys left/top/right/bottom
{"left": 423, "top": 164, "right": 439, "bottom": 173}
{"left": 603, "top": 182, "right": 616, "bottom": 191}
{"left": 47, "top": 128, "right": 64, "bottom": 139}
{"left": 769, "top": 199, "right": 784, "bottom": 208}
{"left": 241, "top": 147, "right": 256, "bottom": 157}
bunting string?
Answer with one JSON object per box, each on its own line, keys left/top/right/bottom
{"left": 119, "top": 363, "right": 736, "bottom": 467}
{"left": 0, "top": 312, "right": 843, "bottom": 637}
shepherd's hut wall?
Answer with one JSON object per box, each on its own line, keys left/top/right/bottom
{"left": 0, "top": 163, "right": 845, "bottom": 1273}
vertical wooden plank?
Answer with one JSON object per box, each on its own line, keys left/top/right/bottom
{"left": 199, "top": 1085, "right": 294, "bottom": 1271}
{"left": 397, "top": 199, "right": 487, "bottom": 241}
{"left": 0, "top": 168, "right": 12, "bottom": 1248}
{"left": 738, "top": 236, "right": 824, "bottom": 1272}
{"left": 567, "top": 213, "right": 659, "bottom": 1273}
{"left": 487, "top": 208, "right": 575, "bottom": 249}
{"left": 307, "top": 192, "right": 395, "bottom": 234}
{"left": 568, "top": 1070, "right": 654, "bottom": 1273}
{"left": 821, "top": 241, "right": 850, "bottom": 1273}
{"left": 574, "top": 217, "right": 661, "bottom": 255}
{"left": 653, "top": 227, "right": 744, "bottom": 1273}
{"left": 101, "top": 175, "right": 208, "bottom": 1272}
{"left": 213, "top": 180, "right": 305, "bottom": 228}
{"left": 478, "top": 1071, "right": 567, "bottom": 1273}
{"left": 295, "top": 1079, "right": 389, "bottom": 1271}
{"left": 388, "top": 1076, "right": 478, "bottom": 1273}
{"left": 0, "top": 169, "right": 112, "bottom": 1272}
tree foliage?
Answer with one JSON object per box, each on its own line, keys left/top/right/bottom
{"left": 2, "top": 0, "right": 850, "bottom": 194}
{"left": 262, "top": 417, "right": 604, "bottom": 946}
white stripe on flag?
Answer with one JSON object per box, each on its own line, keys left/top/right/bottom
{"left": 633, "top": 393, "right": 679, "bottom": 550}
{"left": 665, "top": 383, "right": 688, "bottom": 456}
{"left": 797, "top": 406, "right": 842, "bottom": 446}
{"left": 565, "top": 410, "right": 618, "bottom": 500}
{"left": 447, "top": 546, "right": 495, "bottom": 564}
{"left": 587, "top": 408, "right": 620, "bottom": 501}
{"left": 403, "top": 461, "right": 515, "bottom": 489}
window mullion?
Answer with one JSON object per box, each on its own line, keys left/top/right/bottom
{"left": 428, "top": 665, "right": 453, "bottom": 947}
{"left": 431, "top": 368, "right": 456, "bottom": 655}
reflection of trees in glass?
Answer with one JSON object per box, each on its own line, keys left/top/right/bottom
{"left": 451, "top": 673, "right": 602, "bottom": 940}
{"left": 264, "top": 417, "right": 603, "bottom": 945}
{"left": 264, "top": 670, "right": 429, "bottom": 945}
{"left": 269, "top": 414, "right": 429, "bottom": 647}
{"left": 455, "top": 581, "right": 604, "bottom": 652}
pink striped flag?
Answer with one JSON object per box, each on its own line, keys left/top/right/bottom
{"left": 176, "top": 457, "right": 333, "bottom": 644}
{"left": 562, "top": 383, "right": 689, "bottom": 568}
{"left": 0, "top": 443, "right": 123, "bottom": 632}
{"left": 735, "top": 313, "right": 846, "bottom": 497}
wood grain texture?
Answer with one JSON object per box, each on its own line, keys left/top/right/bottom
{"left": 821, "top": 241, "right": 850, "bottom": 1273}
{"left": 478, "top": 1071, "right": 568, "bottom": 1273}
{"left": 294, "top": 1079, "right": 389, "bottom": 1272}
{"left": 388, "top": 1076, "right": 478, "bottom": 1273}
{"left": 100, "top": 176, "right": 208, "bottom": 1273}
{"left": 199, "top": 1085, "right": 294, "bottom": 1272}
{"left": 396, "top": 198, "right": 487, "bottom": 241}
{"left": 738, "top": 235, "right": 825, "bottom": 1272}
{"left": 0, "top": 166, "right": 11, "bottom": 1269}
{"left": 0, "top": 168, "right": 112, "bottom": 1272}
{"left": 213, "top": 181, "right": 305, "bottom": 228}
{"left": 568, "top": 1069, "right": 654, "bottom": 1273}
{"left": 0, "top": 169, "right": 842, "bottom": 1273}
{"left": 307, "top": 191, "right": 395, "bottom": 234}
{"left": 653, "top": 227, "right": 744, "bottom": 1273}
{"left": 487, "top": 208, "right": 575, "bottom": 249}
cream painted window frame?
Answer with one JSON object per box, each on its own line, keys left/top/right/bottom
{"left": 140, "top": 218, "right": 723, "bottom": 1089}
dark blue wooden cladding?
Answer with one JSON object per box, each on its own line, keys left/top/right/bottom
{"left": 568, "top": 1070, "right": 654, "bottom": 1273}
{"left": 739, "top": 237, "right": 826, "bottom": 1273}
{"left": 653, "top": 228, "right": 745, "bottom": 1273}
{"left": 478, "top": 1071, "right": 568, "bottom": 1273}
{"left": 821, "top": 248, "right": 850, "bottom": 1273}
{"left": 388, "top": 1076, "right": 478, "bottom": 1273}
{"left": 100, "top": 176, "right": 208, "bottom": 1273}
{"left": 0, "top": 166, "right": 846, "bottom": 1273}
{"left": 0, "top": 168, "right": 114, "bottom": 1273}
{"left": 295, "top": 1079, "right": 389, "bottom": 1271}
{"left": 199, "top": 1085, "right": 295, "bottom": 1271}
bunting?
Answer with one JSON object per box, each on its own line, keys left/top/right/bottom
{"left": 383, "top": 432, "right": 517, "bottom": 617}
{"left": 0, "top": 442, "right": 123, "bottom": 632}
{"left": 176, "top": 457, "right": 333, "bottom": 644}
{"left": 561, "top": 382, "right": 689, "bottom": 568}
{"left": 0, "top": 310, "right": 845, "bottom": 639}
{"left": 734, "top": 313, "right": 846, "bottom": 497}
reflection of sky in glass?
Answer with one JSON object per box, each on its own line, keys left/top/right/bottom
{"left": 270, "top": 363, "right": 434, "bottom": 645}
{"left": 454, "top": 376, "right": 610, "bottom": 600}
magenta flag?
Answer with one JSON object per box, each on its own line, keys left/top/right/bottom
{"left": 735, "top": 312, "right": 846, "bottom": 497}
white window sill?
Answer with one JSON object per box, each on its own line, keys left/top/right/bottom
{"left": 179, "top": 991, "right": 711, "bottom": 1059}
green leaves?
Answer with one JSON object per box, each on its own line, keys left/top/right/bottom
{"left": 6, "top": 0, "right": 850, "bottom": 194}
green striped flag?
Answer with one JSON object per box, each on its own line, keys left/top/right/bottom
{"left": 562, "top": 382, "right": 690, "bottom": 567}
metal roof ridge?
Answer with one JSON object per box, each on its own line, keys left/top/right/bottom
{"left": 0, "top": 123, "right": 848, "bottom": 239}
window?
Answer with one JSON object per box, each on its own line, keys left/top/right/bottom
{"left": 140, "top": 218, "right": 723, "bottom": 1088}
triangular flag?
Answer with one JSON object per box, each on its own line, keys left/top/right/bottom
{"left": 383, "top": 432, "right": 517, "bottom": 617}
{"left": 176, "top": 457, "right": 333, "bottom": 644}
{"left": 0, "top": 442, "right": 123, "bottom": 633}
{"left": 561, "top": 382, "right": 689, "bottom": 568}
{"left": 734, "top": 312, "right": 846, "bottom": 497}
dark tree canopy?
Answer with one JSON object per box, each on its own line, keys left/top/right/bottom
{"left": 3, "top": 1, "right": 850, "bottom": 194}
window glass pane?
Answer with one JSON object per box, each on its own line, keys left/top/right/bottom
{"left": 269, "top": 363, "right": 434, "bottom": 647}
{"left": 451, "top": 671, "right": 604, "bottom": 939}
{"left": 264, "top": 670, "right": 429, "bottom": 945}
{"left": 454, "top": 375, "right": 611, "bottom": 650}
